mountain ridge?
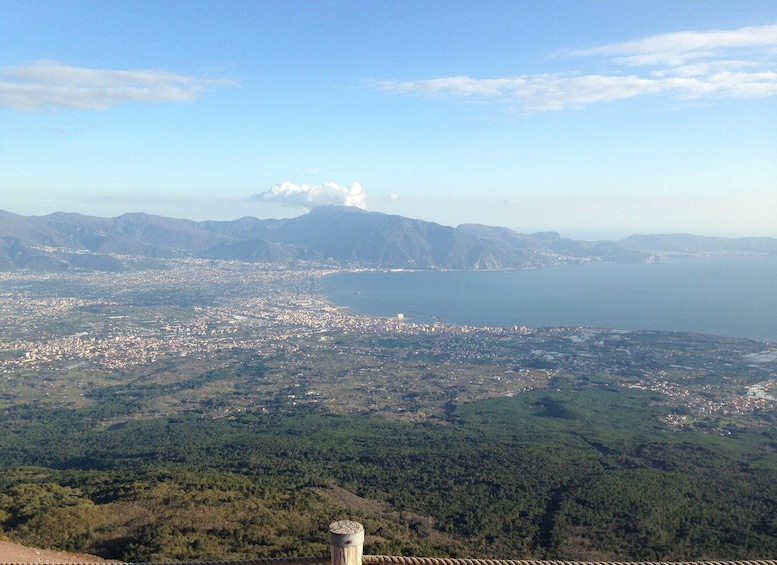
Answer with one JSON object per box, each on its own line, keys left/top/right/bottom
{"left": 1, "top": 206, "right": 775, "bottom": 272}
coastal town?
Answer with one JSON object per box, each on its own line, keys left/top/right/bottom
{"left": 1, "top": 259, "right": 776, "bottom": 429}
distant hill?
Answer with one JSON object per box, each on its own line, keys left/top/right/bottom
{"left": 619, "top": 233, "right": 777, "bottom": 255}
{"left": 1, "top": 206, "right": 774, "bottom": 272}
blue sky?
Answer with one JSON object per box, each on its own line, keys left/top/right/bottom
{"left": 2, "top": 1, "right": 776, "bottom": 238}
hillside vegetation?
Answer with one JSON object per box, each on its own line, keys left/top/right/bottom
{"left": 3, "top": 386, "right": 777, "bottom": 561}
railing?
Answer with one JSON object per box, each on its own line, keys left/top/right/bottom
{"left": 4, "top": 521, "right": 777, "bottom": 565}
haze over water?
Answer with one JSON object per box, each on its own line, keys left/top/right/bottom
{"left": 324, "top": 257, "right": 777, "bottom": 343}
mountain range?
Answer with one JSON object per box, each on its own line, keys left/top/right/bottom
{"left": 1, "top": 206, "right": 776, "bottom": 272}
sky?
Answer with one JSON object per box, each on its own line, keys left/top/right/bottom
{"left": 2, "top": 1, "right": 776, "bottom": 239}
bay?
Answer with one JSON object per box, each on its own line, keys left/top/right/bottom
{"left": 322, "top": 256, "right": 777, "bottom": 343}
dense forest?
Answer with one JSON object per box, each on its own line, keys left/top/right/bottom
{"left": 3, "top": 380, "right": 777, "bottom": 561}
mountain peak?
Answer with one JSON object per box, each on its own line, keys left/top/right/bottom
{"left": 2, "top": 208, "right": 772, "bottom": 273}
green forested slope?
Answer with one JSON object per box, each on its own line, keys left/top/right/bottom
{"left": 3, "top": 382, "right": 777, "bottom": 561}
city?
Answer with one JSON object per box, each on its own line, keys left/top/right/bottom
{"left": 2, "top": 259, "right": 776, "bottom": 430}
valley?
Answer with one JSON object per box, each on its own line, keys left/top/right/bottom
{"left": 2, "top": 260, "right": 777, "bottom": 561}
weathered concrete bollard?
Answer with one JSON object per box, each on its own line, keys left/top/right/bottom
{"left": 329, "top": 520, "right": 365, "bottom": 565}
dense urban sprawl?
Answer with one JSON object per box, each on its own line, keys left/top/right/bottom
{"left": 1, "top": 259, "right": 776, "bottom": 428}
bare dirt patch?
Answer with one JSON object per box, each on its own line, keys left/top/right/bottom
{"left": 0, "top": 540, "right": 117, "bottom": 564}
{"left": 313, "top": 484, "right": 389, "bottom": 518}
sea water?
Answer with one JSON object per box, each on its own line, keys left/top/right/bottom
{"left": 322, "top": 256, "right": 777, "bottom": 342}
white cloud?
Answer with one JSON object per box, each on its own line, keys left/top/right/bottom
{"left": 376, "top": 23, "right": 777, "bottom": 111}
{"left": 383, "top": 74, "right": 689, "bottom": 111}
{"left": 0, "top": 60, "right": 232, "bottom": 110}
{"left": 252, "top": 181, "right": 367, "bottom": 210}
{"left": 569, "top": 23, "right": 777, "bottom": 67}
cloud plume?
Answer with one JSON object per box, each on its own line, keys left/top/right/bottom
{"left": 252, "top": 181, "right": 367, "bottom": 210}
{"left": 0, "top": 60, "right": 231, "bottom": 110}
{"left": 376, "top": 22, "right": 777, "bottom": 111}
